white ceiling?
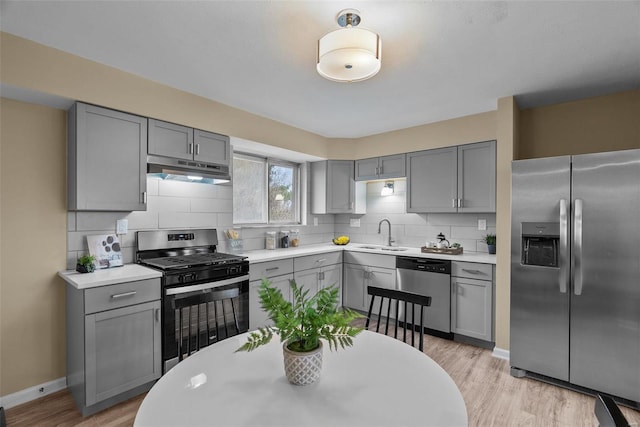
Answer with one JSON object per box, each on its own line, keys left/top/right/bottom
{"left": 1, "top": 1, "right": 639, "bottom": 139}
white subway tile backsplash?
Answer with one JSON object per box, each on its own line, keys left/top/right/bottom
{"left": 427, "top": 213, "right": 479, "bottom": 227}
{"left": 147, "top": 195, "right": 190, "bottom": 213}
{"left": 124, "top": 211, "right": 159, "bottom": 230}
{"left": 159, "top": 180, "right": 218, "bottom": 199}
{"left": 67, "top": 212, "right": 77, "bottom": 232}
{"left": 76, "top": 212, "right": 122, "bottom": 231}
{"left": 158, "top": 212, "right": 217, "bottom": 229}
{"left": 67, "top": 177, "right": 496, "bottom": 260}
{"left": 147, "top": 177, "right": 160, "bottom": 196}
{"left": 451, "top": 226, "right": 487, "bottom": 240}
{"left": 190, "top": 198, "right": 232, "bottom": 213}
{"left": 67, "top": 231, "right": 88, "bottom": 252}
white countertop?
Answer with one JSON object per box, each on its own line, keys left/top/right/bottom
{"left": 134, "top": 330, "right": 468, "bottom": 427}
{"left": 58, "top": 264, "right": 162, "bottom": 289}
{"left": 244, "top": 242, "right": 496, "bottom": 265}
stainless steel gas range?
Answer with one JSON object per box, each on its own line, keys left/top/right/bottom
{"left": 136, "top": 229, "right": 249, "bottom": 373}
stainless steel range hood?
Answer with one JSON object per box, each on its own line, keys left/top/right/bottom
{"left": 147, "top": 154, "right": 231, "bottom": 184}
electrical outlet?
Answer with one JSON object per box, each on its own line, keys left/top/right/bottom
{"left": 313, "top": 217, "right": 318, "bottom": 226}
{"left": 350, "top": 218, "right": 361, "bottom": 227}
{"left": 117, "top": 219, "right": 128, "bottom": 234}
{"left": 478, "top": 219, "right": 487, "bottom": 231}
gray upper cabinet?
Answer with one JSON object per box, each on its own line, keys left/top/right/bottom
{"left": 406, "top": 141, "right": 495, "bottom": 213}
{"left": 457, "top": 141, "right": 496, "bottom": 213}
{"left": 68, "top": 102, "right": 147, "bottom": 211}
{"left": 355, "top": 154, "right": 406, "bottom": 181}
{"left": 311, "top": 160, "right": 365, "bottom": 214}
{"left": 194, "top": 129, "right": 231, "bottom": 165}
{"left": 148, "top": 119, "right": 193, "bottom": 161}
{"left": 148, "top": 118, "right": 231, "bottom": 166}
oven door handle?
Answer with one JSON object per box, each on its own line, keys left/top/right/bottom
{"left": 165, "top": 275, "right": 249, "bottom": 296}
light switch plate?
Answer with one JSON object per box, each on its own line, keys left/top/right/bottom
{"left": 117, "top": 219, "right": 128, "bottom": 234}
{"left": 478, "top": 219, "right": 487, "bottom": 231}
{"left": 350, "top": 218, "right": 361, "bottom": 227}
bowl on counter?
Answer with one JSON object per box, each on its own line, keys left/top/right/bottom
{"left": 332, "top": 236, "right": 350, "bottom": 245}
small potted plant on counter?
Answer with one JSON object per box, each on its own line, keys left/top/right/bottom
{"left": 236, "top": 279, "right": 363, "bottom": 385}
{"left": 76, "top": 254, "right": 96, "bottom": 273}
{"left": 484, "top": 234, "right": 496, "bottom": 254}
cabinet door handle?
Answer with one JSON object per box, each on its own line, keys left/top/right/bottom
{"left": 155, "top": 308, "right": 160, "bottom": 322}
{"left": 195, "top": 143, "right": 200, "bottom": 155}
{"left": 111, "top": 291, "right": 137, "bottom": 299}
{"left": 142, "top": 191, "right": 147, "bottom": 204}
{"left": 458, "top": 199, "right": 463, "bottom": 208}
{"left": 188, "top": 143, "right": 194, "bottom": 154}
{"left": 265, "top": 267, "right": 280, "bottom": 272}
{"left": 315, "top": 259, "right": 327, "bottom": 264}
{"left": 462, "top": 269, "right": 483, "bottom": 275}
{"left": 452, "top": 199, "right": 456, "bottom": 208}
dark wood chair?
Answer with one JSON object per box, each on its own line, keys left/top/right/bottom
{"left": 173, "top": 287, "right": 241, "bottom": 361}
{"left": 594, "top": 394, "right": 630, "bottom": 427}
{"left": 365, "top": 286, "right": 432, "bottom": 352}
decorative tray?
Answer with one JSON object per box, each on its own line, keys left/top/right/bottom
{"left": 420, "top": 246, "right": 463, "bottom": 255}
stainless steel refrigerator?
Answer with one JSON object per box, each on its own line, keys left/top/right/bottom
{"left": 510, "top": 149, "right": 640, "bottom": 405}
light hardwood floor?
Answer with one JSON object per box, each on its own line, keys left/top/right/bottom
{"left": 6, "top": 332, "right": 640, "bottom": 426}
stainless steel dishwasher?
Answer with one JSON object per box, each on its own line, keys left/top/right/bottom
{"left": 396, "top": 256, "right": 452, "bottom": 338}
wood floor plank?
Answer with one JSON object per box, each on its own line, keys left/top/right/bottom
{"left": 6, "top": 330, "right": 640, "bottom": 426}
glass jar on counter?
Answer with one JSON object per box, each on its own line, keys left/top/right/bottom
{"left": 280, "top": 230, "right": 290, "bottom": 248}
{"left": 290, "top": 229, "right": 300, "bottom": 247}
{"left": 265, "top": 231, "right": 277, "bottom": 250}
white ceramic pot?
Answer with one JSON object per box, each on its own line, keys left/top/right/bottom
{"left": 282, "top": 340, "right": 323, "bottom": 386}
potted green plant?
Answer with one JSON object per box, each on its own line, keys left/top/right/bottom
{"left": 484, "top": 234, "right": 496, "bottom": 254}
{"left": 76, "top": 254, "right": 96, "bottom": 273}
{"left": 237, "top": 279, "right": 363, "bottom": 385}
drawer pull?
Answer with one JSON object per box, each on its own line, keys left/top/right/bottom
{"left": 111, "top": 291, "right": 137, "bottom": 299}
{"left": 265, "top": 267, "right": 280, "bottom": 272}
{"left": 462, "top": 269, "right": 483, "bottom": 275}
{"left": 316, "top": 259, "right": 327, "bottom": 264}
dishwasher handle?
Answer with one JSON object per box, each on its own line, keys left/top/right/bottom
{"left": 396, "top": 256, "right": 451, "bottom": 274}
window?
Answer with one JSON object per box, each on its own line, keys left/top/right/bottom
{"left": 233, "top": 153, "right": 300, "bottom": 225}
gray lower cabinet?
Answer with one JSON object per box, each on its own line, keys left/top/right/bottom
{"left": 67, "top": 102, "right": 147, "bottom": 211}
{"left": 66, "top": 278, "right": 161, "bottom": 416}
{"left": 355, "top": 154, "right": 406, "bottom": 181}
{"left": 450, "top": 262, "right": 494, "bottom": 342}
{"left": 248, "top": 258, "right": 294, "bottom": 330}
{"left": 406, "top": 140, "right": 496, "bottom": 213}
{"left": 148, "top": 118, "right": 231, "bottom": 166}
{"left": 293, "top": 252, "right": 343, "bottom": 304}
{"left": 343, "top": 252, "right": 396, "bottom": 313}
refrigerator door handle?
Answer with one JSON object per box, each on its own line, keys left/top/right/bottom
{"left": 559, "top": 199, "right": 569, "bottom": 293}
{"left": 574, "top": 198, "right": 584, "bottom": 295}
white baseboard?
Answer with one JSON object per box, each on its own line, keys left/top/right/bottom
{"left": 492, "top": 347, "right": 510, "bottom": 361}
{"left": 0, "top": 377, "right": 67, "bottom": 409}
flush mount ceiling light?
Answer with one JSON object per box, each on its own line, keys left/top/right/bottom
{"left": 317, "top": 9, "right": 381, "bottom": 83}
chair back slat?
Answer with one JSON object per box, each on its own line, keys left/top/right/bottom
{"left": 173, "top": 286, "right": 243, "bottom": 362}
{"left": 366, "top": 286, "right": 432, "bottom": 352}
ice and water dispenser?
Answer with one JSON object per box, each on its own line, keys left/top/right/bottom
{"left": 520, "top": 222, "right": 559, "bottom": 267}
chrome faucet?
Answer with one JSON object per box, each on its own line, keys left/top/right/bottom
{"left": 378, "top": 218, "right": 395, "bottom": 246}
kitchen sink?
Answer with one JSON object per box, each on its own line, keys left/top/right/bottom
{"left": 357, "top": 245, "right": 408, "bottom": 252}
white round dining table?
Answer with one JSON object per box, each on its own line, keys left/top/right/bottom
{"left": 134, "top": 330, "right": 468, "bottom": 427}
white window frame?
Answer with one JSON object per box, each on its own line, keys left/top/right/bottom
{"left": 233, "top": 152, "right": 302, "bottom": 226}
